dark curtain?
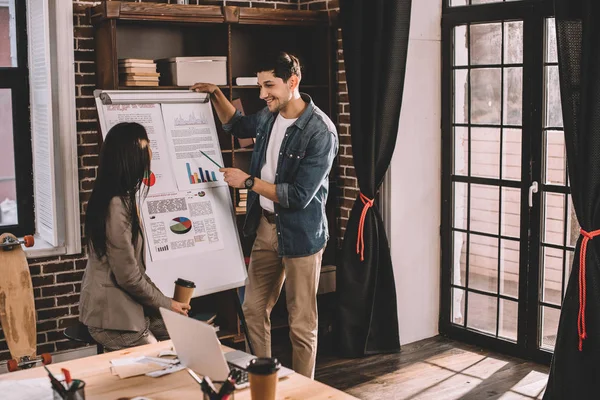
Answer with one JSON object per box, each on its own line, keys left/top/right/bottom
{"left": 336, "top": 0, "right": 411, "bottom": 357}
{"left": 545, "top": 1, "right": 600, "bottom": 398}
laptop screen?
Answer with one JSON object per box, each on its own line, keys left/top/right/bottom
{"left": 160, "top": 307, "right": 230, "bottom": 381}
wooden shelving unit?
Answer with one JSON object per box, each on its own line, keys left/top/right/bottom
{"left": 116, "top": 85, "right": 231, "bottom": 90}
{"left": 90, "top": 1, "right": 339, "bottom": 342}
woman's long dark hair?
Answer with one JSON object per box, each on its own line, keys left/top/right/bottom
{"left": 85, "top": 122, "right": 151, "bottom": 259}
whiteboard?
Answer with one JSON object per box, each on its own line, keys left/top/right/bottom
{"left": 94, "top": 90, "right": 247, "bottom": 298}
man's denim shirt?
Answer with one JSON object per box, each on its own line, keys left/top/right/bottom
{"left": 223, "top": 93, "right": 338, "bottom": 258}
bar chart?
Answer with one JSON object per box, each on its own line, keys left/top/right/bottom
{"left": 186, "top": 162, "right": 218, "bottom": 184}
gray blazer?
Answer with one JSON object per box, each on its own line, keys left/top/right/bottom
{"left": 79, "top": 197, "right": 171, "bottom": 332}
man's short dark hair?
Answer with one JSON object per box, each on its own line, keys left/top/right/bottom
{"left": 256, "top": 52, "right": 302, "bottom": 82}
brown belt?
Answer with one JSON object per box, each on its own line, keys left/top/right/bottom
{"left": 262, "top": 209, "right": 276, "bottom": 224}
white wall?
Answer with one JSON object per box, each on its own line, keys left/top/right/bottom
{"left": 389, "top": 0, "right": 442, "bottom": 345}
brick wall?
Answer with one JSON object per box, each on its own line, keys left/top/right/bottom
{"left": 0, "top": 0, "right": 355, "bottom": 361}
{"left": 298, "top": 0, "right": 355, "bottom": 246}
{"left": 334, "top": 28, "right": 355, "bottom": 247}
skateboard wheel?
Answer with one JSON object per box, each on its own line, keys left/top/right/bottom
{"left": 41, "top": 353, "right": 52, "bottom": 365}
{"left": 7, "top": 359, "right": 18, "bottom": 372}
{"left": 23, "top": 235, "right": 34, "bottom": 248}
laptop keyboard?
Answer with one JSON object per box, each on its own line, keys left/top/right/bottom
{"left": 227, "top": 363, "right": 249, "bottom": 388}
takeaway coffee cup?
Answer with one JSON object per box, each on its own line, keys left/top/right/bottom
{"left": 246, "top": 357, "right": 281, "bottom": 400}
{"left": 173, "top": 278, "right": 196, "bottom": 304}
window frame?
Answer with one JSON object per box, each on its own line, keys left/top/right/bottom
{"left": 0, "top": 0, "right": 81, "bottom": 256}
{"left": 440, "top": 0, "right": 558, "bottom": 365}
{"left": 0, "top": 0, "right": 35, "bottom": 237}
{"left": 443, "top": 0, "right": 550, "bottom": 11}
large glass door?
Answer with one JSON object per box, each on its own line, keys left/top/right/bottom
{"left": 442, "top": 2, "right": 568, "bottom": 362}
{"left": 445, "top": 16, "right": 526, "bottom": 346}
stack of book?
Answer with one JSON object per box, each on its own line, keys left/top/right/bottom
{"left": 236, "top": 189, "right": 248, "bottom": 214}
{"left": 118, "top": 58, "right": 160, "bottom": 87}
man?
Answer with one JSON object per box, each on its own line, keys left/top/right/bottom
{"left": 191, "top": 52, "right": 338, "bottom": 378}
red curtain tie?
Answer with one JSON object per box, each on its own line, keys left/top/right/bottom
{"left": 356, "top": 193, "right": 374, "bottom": 261}
{"left": 578, "top": 228, "right": 600, "bottom": 351}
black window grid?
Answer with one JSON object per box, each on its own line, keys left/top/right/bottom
{"left": 450, "top": 21, "right": 523, "bottom": 340}
{"left": 0, "top": 0, "right": 34, "bottom": 237}
{"left": 448, "top": 0, "right": 521, "bottom": 7}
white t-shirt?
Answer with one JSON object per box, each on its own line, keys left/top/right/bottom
{"left": 260, "top": 113, "right": 298, "bottom": 212}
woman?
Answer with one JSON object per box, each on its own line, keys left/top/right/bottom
{"left": 79, "top": 122, "right": 190, "bottom": 351}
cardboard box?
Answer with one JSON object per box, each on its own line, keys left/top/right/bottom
{"left": 156, "top": 56, "right": 227, "bottom": 86}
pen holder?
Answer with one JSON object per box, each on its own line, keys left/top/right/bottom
{"left": 202, "top": 381, "right": 235, "bottom": 400}
{"left": 203, "top": 393, "right": 234, "bottom": 400}
{"left": 52, "top": 379, "right": 86, "bottom": 400}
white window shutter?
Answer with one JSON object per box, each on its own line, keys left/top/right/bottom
{"left": 27, "top": 0, "right": 59, "bottom": 246}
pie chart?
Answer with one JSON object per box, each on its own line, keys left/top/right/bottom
{"left": 170, "top": 217, "right": 192, "bottom": 235}
{"left": 143, "top": 171, "right": 156, "bottom": 187}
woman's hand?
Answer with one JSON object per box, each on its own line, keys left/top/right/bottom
{"left": 171, "top": 299, "right": 191, "bottom": 316}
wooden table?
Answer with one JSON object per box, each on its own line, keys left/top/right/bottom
{"left": 0, "top": 341, "right": 358, "bottom": 399}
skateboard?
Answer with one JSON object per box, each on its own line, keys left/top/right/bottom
{"left": 0, "top": 233, "right": 52, "bottom": 372}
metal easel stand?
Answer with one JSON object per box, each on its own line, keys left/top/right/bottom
{"left": 232, "top": 288, "right": 255, "bottom": 356}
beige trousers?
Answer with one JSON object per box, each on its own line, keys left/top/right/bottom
{"left": 242, "top": 215, "right": 323, "bottom": 379}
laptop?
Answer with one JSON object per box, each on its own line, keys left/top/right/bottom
{"left": 160, "top": 308, "right": 294, "bottom": 389}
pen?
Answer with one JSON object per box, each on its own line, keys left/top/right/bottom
{"left": 45, "top": 366, "right": 67, "bottom": 397}
{"left": 200, "top": 150, "right": 223, "bottom": 169}
{"left": 61, "top": 368, "right": 72, "bottom": 385}
{"left": 217, "top": 374, "right": 236, "bottom": 399}
{"left": 200, "top": 379, "right": 217, "bottom": 399}
{"left": 187, "top": 367, "right": 203, "bottom": 385}
{"left": 188, "top": 368, "right": 215, "bottom": 398}
{"left": 203, "top": 376, "right": 218, "bottom": 395}
{"left": 188, "top": 368, "right": 220, "bottom": 399}
{"left": 69, "top": 379, "right": 81, "bottom": 392}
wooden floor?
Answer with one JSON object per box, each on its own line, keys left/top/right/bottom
{"left": 272, "top": 331, "right": 550, "bottom": 400}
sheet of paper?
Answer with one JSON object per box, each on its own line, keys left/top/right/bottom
{"left": 0, "top": 378, "right": 51, "bottom": 400}
{"left": 101, "top": 103, "right": 178, "bottom": 195}
{"left": 111, "top": 363, "right": 165, "bottom": 379}
{"left": 0, "top": 374, "right": 64, "bottom": 400}
{"left": 145, "top": 364, "right": 185, "bottom": 378}
{"left": 161, "top": 103, "right": 227, "bottom": 191}
{"left": 110, "top": 356, "right": 178, "bottom": 379}
{"left": 143, "top": 356, "right": 179, "bottom": 366}
{"left": 158, "top": 349, "right": 177, "bottom": 358}
{"left": 110, "top": 356, "right": 146, "bottom": 367}
{"left": 141, "top": 189, "right": 225, "bottom": 261}
{"left": 110, "top": 356, "right": 176, "bottom": 367}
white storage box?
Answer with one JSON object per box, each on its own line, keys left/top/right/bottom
{"left": 156, "top": 56, "right": 227, "bottom": 86}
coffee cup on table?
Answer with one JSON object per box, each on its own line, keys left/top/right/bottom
{"left": 246, "top": 357, "right": 281, "bottom": 400}
{"left": 173, "top": 278, "right": 196, "bottom": 305}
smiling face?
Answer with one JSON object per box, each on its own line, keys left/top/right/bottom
{"left": 257, "top": 70, "right": 296, "bottom": 113}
